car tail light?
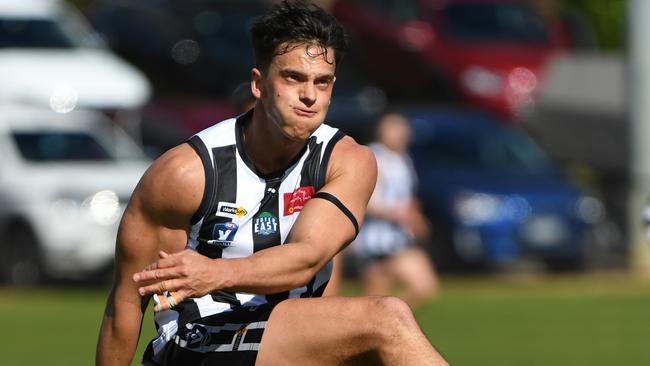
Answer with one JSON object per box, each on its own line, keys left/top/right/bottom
{"left": 508, "top": 67, "right": 538, "bottom": 95}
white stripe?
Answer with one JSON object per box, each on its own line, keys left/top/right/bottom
{"left": 195, "top": 294, "right": 233, "bottom": 318}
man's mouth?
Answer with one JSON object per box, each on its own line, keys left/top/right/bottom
{"left": 294, "top": 108, "right": 317, "bottom": 117}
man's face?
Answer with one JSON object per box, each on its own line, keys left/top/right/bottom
{"left": 253, "top": 43, "right": 336, "bottom": 141}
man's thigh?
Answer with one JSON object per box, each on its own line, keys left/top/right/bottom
{"left": 256, "top": 296, "right": 385, "bottom": 366}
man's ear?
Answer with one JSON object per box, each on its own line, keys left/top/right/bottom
{"left": 251, "top": 68, "right": 263, "bottom": 99}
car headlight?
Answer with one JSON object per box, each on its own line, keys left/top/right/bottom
{"left": 453, "top": 192, "right": 531, "bottom": 226}
{"left": 82, "top": 190, "right": 121, "bottom": 226}
{"left": 454, "top": 192, "right": 501, "bottom": 225}
{"left": 460, "top": 66, "right": 503, "bottom": 97}
{"left": 51, "top": 190, "right": 121, "bottom": 226}
{"left": 575, "top": 196, "right": 604, "bottom": 224}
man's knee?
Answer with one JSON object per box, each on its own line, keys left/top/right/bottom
{"left": 368, "top": 296, "right": 419, "bottom": 334}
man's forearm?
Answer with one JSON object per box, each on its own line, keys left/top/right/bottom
{"left": 96, "top": 289, "right": 146, "bottom": 366}
{"left": 219, "top": 241, "right": 327, "bottom": 295}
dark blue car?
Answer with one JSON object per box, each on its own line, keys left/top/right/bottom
{"left": 405, "top": 108, "right": 600, "bottom": 271}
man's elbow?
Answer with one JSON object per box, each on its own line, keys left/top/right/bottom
{"left": 294, "top": 250, "right": 327, "bottom": 287}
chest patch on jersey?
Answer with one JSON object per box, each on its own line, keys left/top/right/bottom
{"left": 254, "top": 211, "right": 278, "bottom": 236}
{"left": 217, "top": 202, "right": 248, "bottom": 218}
{"left": 283, "top": 186, "right": 315, "bottom": 216}
{"left": 208, "top": 222, "right": 239, "bottom": 248}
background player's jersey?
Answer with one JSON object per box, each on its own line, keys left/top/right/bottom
{"left": 149, "top": 110, "right": 344, "bottom": 355}
{"left": 353, "top": 142, "right": 418, "bottom": 258}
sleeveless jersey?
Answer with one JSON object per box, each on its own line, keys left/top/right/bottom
{"left": 353, "top": 142, "right": 417, "bottom": 258}
{"left": 148, "top": 110, "right": 345, "bottom": 355}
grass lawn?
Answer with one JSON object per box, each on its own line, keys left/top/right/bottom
{"left": 1, "top": 273, "right": 649, "bottom": 366}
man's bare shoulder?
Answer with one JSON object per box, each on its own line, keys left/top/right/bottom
{"left": 330, "top": 135, "right": 376, "bottom": 172}
{"left": 326, "top": 136, "right": 377, "bottom": 192}
{"left": 131, "top": 143, "right": 204, "bottom": 227}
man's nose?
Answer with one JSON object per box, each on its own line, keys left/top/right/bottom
{"left": 299, "top": 82, "right": 316, "bottom": 106}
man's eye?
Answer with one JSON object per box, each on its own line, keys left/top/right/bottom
{"left": 285, "top": 74, "right": 299, "bottom": 81}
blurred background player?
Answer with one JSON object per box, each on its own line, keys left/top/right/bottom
{"left": 353, "top": 111, "right": 439, "bottom": 308}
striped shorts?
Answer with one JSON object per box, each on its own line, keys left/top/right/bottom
{"left": 142, "top": 302, "right": 276, "bottom": 366}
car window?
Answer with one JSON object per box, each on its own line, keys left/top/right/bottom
{"left": 439, "top": 3, "right": 549, "bottom": 43}
{"left": 414, "top": 128, "right": 551, "bottom": 173}
{"left": 11, "top": 131, "right": 113, "bottom": 161}
{"left": 0, "top": 18, "right": 76, "bottom": 48}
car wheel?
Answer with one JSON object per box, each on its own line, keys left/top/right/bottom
{"left": 2, "top": 224, "right": 43, "bottom": 286}
{"left": 427, "top": 218, "right": 485, "bottom": 273}
{"left": 543, "top": 255, "right": 584, "bottom": 272}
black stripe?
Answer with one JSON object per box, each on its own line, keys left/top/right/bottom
{"left": 187, "top": 136, "right": 215, "bottom": 225}
{"left": 300, "top": 276, "right": 317, "bottom": 298}
{"left": 243, "top": 328, "right": 264, "bottom": 344}
{"left": 210, "top": 290, "right": 242, "bottom": 308}
{"left": 315, "top": 130, "right": 345, "bottom": 190}
{"left": 299, "top": 136, "right": 323, "bottom": 187}
{"left": 196, "top": 145, "right": 237, "bottom": 260}
{"left": 252, "top": 178, "right": 282, "bottom": 253}
{"left": 312, "top": 280, "right": 329, "bottom": 297}
{"left": 312, "top": 191, "right": 359, "bottom": 238}
{"left": 252, "top": 177, "right": 289, "bottom": 303}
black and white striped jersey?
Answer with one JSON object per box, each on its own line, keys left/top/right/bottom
{"left": 148, "top": 110, "right": 345, "bottom": 355}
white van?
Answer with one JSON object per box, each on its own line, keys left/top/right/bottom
{"left": 0, "top": 0, "right": 151, "bottom": 114}
{"left": 0, "top": 106, "right": 151, "bottom": 284}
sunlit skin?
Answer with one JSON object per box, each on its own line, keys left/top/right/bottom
{"left": 247, "top": 43, "right": 336, "bottom": 174}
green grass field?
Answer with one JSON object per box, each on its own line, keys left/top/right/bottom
{"left": 1, "top": 273, "right": 649, "bottom": 366}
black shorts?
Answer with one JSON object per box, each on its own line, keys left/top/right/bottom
{"left": 142, "top": 302, "right": 276, "bottom": 366}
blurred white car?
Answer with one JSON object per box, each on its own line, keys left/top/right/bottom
{"left": 0, "top": 106, "right": 151, "bottom": 284}
{"left": 0, "top": 0, "right": 150, "bottom": 114}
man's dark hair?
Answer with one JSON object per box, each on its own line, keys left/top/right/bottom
{"left": 250, "top": 0, "right": 348, "bottom": 71}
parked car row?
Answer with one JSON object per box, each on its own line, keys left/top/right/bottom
{"left": 331, "top": 0, "right": 568, "bottom": 122}
{"left": 0, "top": 0, "right": 608, "bottom": 283}
{"left": 0, "top": 106, "right": 151, "bottom": 285}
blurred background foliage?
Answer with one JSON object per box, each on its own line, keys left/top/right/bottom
{"left": 560, "top": 0, "right": 625, "bottom": 50}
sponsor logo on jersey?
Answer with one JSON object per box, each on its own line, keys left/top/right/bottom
{"left": 206, "top": 222, "right": 238, "bottom": 248}
{"left": 217, "top": 202, "right": 248, "bottom": 218}
{"left": 283, "top": 186, "right": 315, "bottom": 216}
{"left": 254, "top": 211, "right": 278, "bottom": 236}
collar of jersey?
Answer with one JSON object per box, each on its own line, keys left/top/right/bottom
{"left": 235, "top": 109, "right": 310, "bottom": 181}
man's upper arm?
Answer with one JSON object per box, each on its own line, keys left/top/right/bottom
{"left": 113, "top": 143, "right": 204, "bottom": 297}
{"left": 287, "top": 136, "right": 377, "bottom": 263}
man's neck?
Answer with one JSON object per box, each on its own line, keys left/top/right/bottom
{"left": 242, "top": 108, "right": 308, "bottom": 175}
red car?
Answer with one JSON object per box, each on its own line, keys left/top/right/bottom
{"left": 331, "top": 0, "right": 568, "bottom": 122}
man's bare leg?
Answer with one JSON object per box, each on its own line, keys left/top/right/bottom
{"left": 256, "top": 296, "right": 449, "bottom": 366}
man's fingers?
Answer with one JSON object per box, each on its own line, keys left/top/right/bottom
{"left": 135, "top": 267, "right": 182, "bottom": 288}
{"left": 153, "top": 289, "right": 190, "bottom": 312}
{"left": 139, "top": 278, "right": 177, "bottom": 296}
{"left": 134, "top": 259, "right": 179, "bottom": 282}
